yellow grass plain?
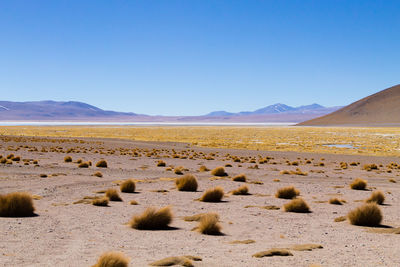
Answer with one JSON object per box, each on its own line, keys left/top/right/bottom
{"left": 1, "top": 126, "right": 400, "bottom": 156}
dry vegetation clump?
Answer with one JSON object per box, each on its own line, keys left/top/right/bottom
{"left": 280, "top": 170, "right": 290, "bottom": 175}
{"left": 130, "top": 200, "right": 139, "bottom": 205}
{"left": 39, "top": 174, "right": 48, "bottom": 178}
{"left": 347, "top": 203, "right": 382, "bottom": 226}
{"left": 184, "top": 212, "right": 219, "bottom": 222}
{"left": 175, "top": 174, "right": 198, "bottom": 191}
{"left": 211, "top": 166, "right": 227, "bottom": 177}
{"left": 105, "top": 189, "right": 122, "bottom": 201}
{"left": 232, "top": 174, "right": 246, "bottom": 182}
{"left": 92, "top": 251, "right": 129, "bottom": 267}
{"left": 289, "top": 168, "right": 308, "bottom": 176}
{"left": 93, "top": 171, "right": 103, "bottom": 178}
{"left": 329, "top": 198, "right": 343, "bottom": 205}
{"left": 120, "top": 179, "right": 136, "bottom": 193}
{"left": 232, "top": 185, "right": 249, "bottom": 195}
{"left": 389, "top": 178, "right": 396, "bottom": 183}
{"left": 275, "top": 186, "right": 300, "bottom": 199}
{"left": 283, "top": 198, "right": 310, "bottom": 213}
{"left": 198, "top": 165, "right": 209, "bottom": 172}
{"left": 149, "top": 256, "right": 202, "bottom": 266}
{"left": 0, "top": 192, "right": 35, "bottom": 217}
{"left": 64, "top": 156, "right": 72, "bottom": 162}
{"left": 174, "top": 166, "right": 184, "bottom": 175}
{"left": 252, "top": 249, "right": 293, "bottom": 258}
{"left": 363, "top": 163, "right": 378, "bottom": 171}
{"left": 78, "top": 162, "right": 90, "bottom": 168}
{"left": 129, "top": 206, "right": 172, "bottom": 230}
{"left": 196, "top": 213, "right": 222, "bottom": 235}
{"left": 366, "top": 191, "right": 385, "bottom": 205}
{"left": 156, "top": 160, "right": 166, "bottom": 167}
{"left": 350, "top": 178, "right": 367, "bottom": 190}
{"left": 199, "top": 187, "right": 224, "bottom": 202}
{"left": 96, "top": 160, "right": 108, "bottom": 168}
{"left": 92, "top": 197, "right": 109, "bottom": 206}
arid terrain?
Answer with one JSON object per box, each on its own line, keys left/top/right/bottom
{"left": 0, "top": 128, "right": 399, "bottom": 267}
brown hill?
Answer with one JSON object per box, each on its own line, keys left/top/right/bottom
{"left": 297, "top": 84, "right": 400, "bottom": 126}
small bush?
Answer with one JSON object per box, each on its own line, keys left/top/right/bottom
{"left": 232, "top": 174, "right": 246, "bottom": 182}
{"left": 0, "top": 192, "right": 35, "bottom": 217}
{"left": 350, "top": 178, "right": 367, "bottom": 190}
{"left": 329, "top": 198, "right": 343, "bottom": 205}
{"left": 363, "top": 163, "right": 378, "bottom": 171}
{"left": 96, "top": 160, "right": 108, "bottom": 168}
{"left": 64, "top": 156, "right": 72, "bottom": 162}
{"left": 175, "top": 174, "right": 198, "bottom": 191}
{"left": 39, "top": 174, "right": 48, "bottom": 178}
{"left": 106, "top": 189, "right": 122, "bottom": 201}
{"left": 92, "top": 197, "right": 109, "bottom": 206}
{"left": 232, "top": 185, "right": 249, "bottom": 195}
{"left": 92, "top": 251, "right": 129, "bottom": 267}
{"left": 366, "top": 191, "right": 385, "bottom": 205}
{"left": 197, "top": 213, "right": 222, "bottom": 235}
{"left": 211, "top": 167, "right": 227, "bottom": 177}
{"left": 348, "top": 203, "right": 382, "bottom": 226}
{"left": 120, "top": 179, "right": 136, "bottom": 193}
{"left": 78, "top": 162, "right": 89, "bottom": 168}
{"left": 283, "top": 198, "right": 310, "bottom": 213}
{"left": 275, "top": 186, "right": 300, "bottom": 199}
{"left": 184, "top": 212, "right": 219, "bottom": 222}
{"left": 130, "top": 206, "right": 172, "bottom": 230}
{"left": 199, "top": 187, "right": 224, "bottom": 202}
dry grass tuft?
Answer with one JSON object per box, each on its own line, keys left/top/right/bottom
{"left": 290, "top": 244, "right": 323, "bottom": 251}
{"left": 64, "top": 156, "right": 72, "bottom": 162}
{"left": 199, "top": 165, "right": 209, "bottom": 172}
{"left": 130, "top": 200, "right": 139, "bottom": 205}
{"left": 156, "top": 160, "right": 166, "bottom": 167}
{"left": 229, "top": 239, "right": 256, "bottom": 244}
{"left": 275, "top": 186, "right": 300, "bottom": 199}
{"left": 329, "top": 198, "right": 343, "bottom": 205}
{"left": 120, "top": 179, "right": 136, "bottom": 193}
{"left": 130, "top": 206, "right": 172, "bottom": 230}
{"left": 199, "top": 187, "right": 224, "bottom": 202}
{"left": 0, "top": 192, "right": 35, "bottom": 217}
{"left": 175, "top": 174, "right": 198, "bottom": 191}
{"left": 183, "top": 212, "right": 219, "bottom": 222}
{"left": 350, "top": 178, "right": 367, "bottom": 190}
{"left": 348, "top": 203, "right": 382, "bottom": 226}
{"left": 211, "top": 166, "right": 227, "bottom": 177}
{"left": 93, "top": 172, "right": 103, "bottom": 178}
{"left": 283, "top": 198, "right": 310, "bottom": 213}
{"left": 232, "top": 174, "right": 246, "bottom": 182}
{"left": 196, "top": 213, "right": 222, "bottom": 235}
{"left": 366, "top": 191, "right": 385, "bottom": 205}
{"left": 232, "top": 185, "right": 249, "bottom": 195}
{"left": 252, "top": 249, "right": 293, "bottom": 258}
{"left": 92, "top": 251, "right": 129, "bottom": 267}
{"left": 92, "top": 197, "right": 109, "bottom": 206}
{"left": 389, "top": 178, "right": 396, "bottom": 183}
{"left": 96, "top": 160, "right": 108, "bottom": 168}
{"left": 105, "top": 189, "right": 122, "bottom": 201}
{"left": 174, "top": 166, "right": 184, "bottom": 175}
{"left": 149, "top": 255, "right": 201, "bottom": 266}
{"left": 78, "top": 162, "right": 89, "bottom": 168}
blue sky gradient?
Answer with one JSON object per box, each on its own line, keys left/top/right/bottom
{"left": 1, "top": 1, "right": 399, "bottom": 115}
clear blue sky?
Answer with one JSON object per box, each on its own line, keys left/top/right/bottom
{"left": 1, "top": 1, "right": 399, "bottom": 116}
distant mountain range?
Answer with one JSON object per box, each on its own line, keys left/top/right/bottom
{"left": 0, "top": 100, "right": 342, "bottom": 123}
{"left": 206, "top": 103, "right": 338, "bottom": 116}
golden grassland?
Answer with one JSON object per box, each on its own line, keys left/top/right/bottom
{"left": 1, "top": 126, "right": 400, "bottom": 156}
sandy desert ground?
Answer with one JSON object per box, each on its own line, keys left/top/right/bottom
{"left": 1, "top": 134, "right": 399, "bottom": 267}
